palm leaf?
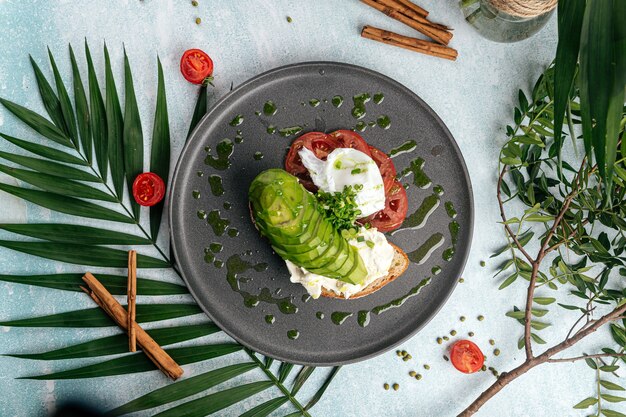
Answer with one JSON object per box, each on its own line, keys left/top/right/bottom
{"left": 0, "top": 273, "right": 187, "bottom": 295}
{"left": 85, "top": 41, "right": 108, "bottom": 179}
{"left": 109, "top": 363, "right": 257, "bottom": 416}
{"left": 22, "top": 343, "right": 242, "bottom": 380}
{"left": 0, "top": 304, "right": 202, "bottom": 327}
{"left": 104, "top": 44, "right": 125, "bottom": 198}
{"left": 153, "top": 381, "right": 273, "bottom": 417}
{"left": 149, "top": 57, "right": 170, "bottom": 239}
{"left": 0, "top": 133, "right": 87, "bottom": 166}
{"left": 304, "top": 366, "right": 341, "bottom": 411}
{"left": 7, "top": 323, "right": 219, "bottom": 360}
{"left": 187, "top": 85, "right": 207, "bottom": 141}
{"left": 0, "top": 241, "right": 169, "bottom": 268}
{"left": 0, "top": 183, "right": 133, "bottom": 223}
{"left": 29, "top": 55, "right": 70, "bottom": 137}
{"left": 239, "top": 397, "right": 289, "bottom": 417}
{"left": 0, "top": 151, "right": 99, "bottom": 182}
{"left": 291, "top": 366, "right": 315, "bottom": 396}
{"left": 278, "top": 362, "right": 295, "bottom": 383}
{"left": 0, "top": 98, "right": 71, "bottom": 147}
{"left": 0, "top": 163, "right": 116, "bottom": 202}
{"left": 0, "top": 224, "right": 151, "bottom": 245}
{"left": 48, "top": 48, "right": 79, "bottom": 148}
{"left": 122, "top": 49, "right": 144, "bottom": 219}
{"left": 70, "top": 44, "right": 92, "bottom": 162}
{"left": 553, "top": 0, "right": 585, "bottom": 152}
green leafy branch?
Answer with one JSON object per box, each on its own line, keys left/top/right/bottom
{"left": 0, "top": 43, "right": 338, "bottom": 416}
{"left": 459, "top": 61, "right": 626, "bottom": 416}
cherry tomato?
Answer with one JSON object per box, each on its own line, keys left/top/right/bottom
{"left": 368, "top": 145, "right": 397, "bottom": 192}
{"left": 450, "top": 340, "right": 485, "bottom": 374}
{"left": 362, "top": 181, "right": 408, "bottom": 232}
{"left": 180, "top": 49, "right": 214, "bottom": 85}
{"left": 285, "top": 132, "right": 340, "bottom": 191}
{"left": 132, "top": 172, "right": 166, "bottom": 207}
{"left": 328, "top": 130, "right": 372, "bottom": 157}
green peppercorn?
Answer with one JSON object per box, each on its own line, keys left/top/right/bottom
{"left": 494, "top": 349, "right": 501, "bottom": 356}
{"left": 458, "top": 277, "right": 465, "bottom": 283}
{"left": 443, "top": 355, "right": 449, "bottom": 361}
{"left": 405, "top": 354, "right": 412, "bottom": 360}
{"left": 478, "top": 315, "right": 485, "bottom": 321}
{"left": 416, "top": 374, "right": 422, "bottom": 380}
{"left": 403, "top": 356, "right": 410, "bottom": 362}
{"left": 489, "top": 339, "right": 495, "bottom": 346}
{"left": 396, "top": 350, "right": 403, "bottom": 356}
{"left": 286, "top": 16, "right": 293, "bottom": 23}
{"left": 468, "top": 331, "right": 475, "bottom": 337}
{"left": 450, "top": 330, "right": 457, "bottom": 336}
{"left": 437, "top": 337, "right": 443, "bottom": 344}
{"left": 191, "top": 0, "right": 198, "bottom": 5}
{"left": 401, "top": 350, "right": 407, "bottom": 356}
{"left": 481, "top": 365, "right": 487, "bottom": 371}
{"left": 424, "top": 364, "right": 430, "bottom": 370}
{"left": 409, "top": 371, "right": 416, "bottom": 377}
{"left": 480, "top": 260, "right": 486, "bottom": 267}
{"left": 392, "top": 383, "right": 399, "bottom": 391}
{"left": 443, "top": 336, "right": 449, "bottom": 341}
{"left": 460, "top": 316, "right": 466, "bottom": 322}
{"left": 195, "top": 17, "right": 201, "bottom": 24}
{"left": 384, "top": 383, "right": 389, "bottom": 390}
{"left": 492, "top": 370, "right": 499, "bottom": 377}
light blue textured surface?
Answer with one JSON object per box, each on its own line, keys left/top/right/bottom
{"left": 0, "top": 1, "right": 617, "bottom": 416}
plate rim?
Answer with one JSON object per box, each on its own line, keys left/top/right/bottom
{"left": 168, "top": 60, "right": 475, "bottom": 366}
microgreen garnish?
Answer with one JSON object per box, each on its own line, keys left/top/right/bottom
{"left": 316, "top": 185, "right": 362, "bottom": 232}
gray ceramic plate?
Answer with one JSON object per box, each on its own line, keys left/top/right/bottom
{"left": 169, "top": 62, "right": 473, "bottom": 366}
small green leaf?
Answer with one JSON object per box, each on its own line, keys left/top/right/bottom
{"left": 0, "top": 151, "right": 98, "bottom": 182}
{"left": 22, "top": 343, "right": 242, "bottom": 380}
{"left": 48, "top": 48, "right": 79, "bottom": 148}
{"left": 524, "top": 214, "right": 554, "bottom": 222}
{"left": 600, "top": 380, "right": 626, "bottom": 391}
{"left": 602, "top": 410, "right": 626, "bottom": 417}
{"left": 305, "top": 366, "right": 341, "bottom": 411}
{"left": 499, "top": 272, "right": 518, "bottom": 290}
{"left": 0, "top": 224, "right": 151, "bottom": 245}
{"left": 585, "top": 357, "right": 598, "bottom": 369}
{"left": 187, "top": 85, "right": 208, "bottom": 141}
{"left": 533, "top": 297, "right": 556, "bottom": 305}
{"left": 505, "top": 310, "right": 526, "bottom": 319}
{"left": 110, "top": 363, "right": 257, "bottom": 416}
{"left": 0, "top": 183, "right": 133, "bottom": 223}
{"left": 153, "top": 381, "right": 273, "bottom": 417}
{"left": 530, "top": 333, "right": 546, "bottom": 344}
{"left": 0, "top": 241, "right": 169, "bottom": 268}
{"left": 0, "top": 304, "right": 202, "bottom": 327}
{"left": 70, "top": 44, "right": 92, "bottom": 162}
{"left": 239, "top": 397, "right": 289, "bottom": 417}
{"left": 7, "top": 323, "right": 218, "bottom": 360}
{"left": 0, "top": 133, "right": 87, "bottom": 166}
{"left": 85, "top": 41, "right": 108, "bottom": 180}
{"left": 278, "top": 362, "right": 294, "bottom": 383}
{"left": 573, "top": 397, "right": 598, "bottom": 409}
{"left": 530, "top": 320, "right": 551, "bottom": 331}
{"left": 610, "top": 324, "right": 626, "bottom": 347}
{"left": 0, "top": 163, "right": 116, "bottom": 202}
{"left": 29, "top": 55, "right": 68, "bottom": 136}
{"left": 600, "top": 365, "right": 620, "bottom": 372}
{"left": 104, "top": 44, "right": 125, "bottom": 198}
{"left": 0, "top": 273, "right": 187, "bottom": 295}
{"left": 0, "top": 98, "right": 71, "bottom": 146}
{"left": 122, "top": 49, "right": 144, "bottom": 220}
{"left": 149, "top": 57, "right": 170, "bottom": 239}
{"left": 601, "top": 394, "right": 626, "bottom": 403}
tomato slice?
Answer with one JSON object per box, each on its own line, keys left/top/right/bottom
{"left": 450, "top": 340, "right": 485, "bottom": 374}
{"left": 362, "top": 181, "right": 408, "bottom": 232}
{"left": 328, "top": 130, "right": 372, "bottom": 157}
{"left": 180, "top": 49, "right": 214, "bottom": 85}
{"left": 368, "top": 145, "right": 397, "bottom": 192}
{"left": 285, "top": 132, "right": 339, "bottom": 191}
{"left": 132, "top": 172, "right": 166, "bottom": 207}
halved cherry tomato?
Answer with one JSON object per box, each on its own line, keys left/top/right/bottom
{"left": 368, "top": 145, "right": 397, "bottom": 192}
{"left": 450, "top": 340, "right": 485, "bottom": 374}
{"left": 180, "top": 49, "right": 214, "bottom": 85}
{"left": 132, "top": 172, "right": 166, "bottom": 207}
{"left": 328, "top": 130, "right": 372, "bottom": 157}
{"left": 362, "top": 181, "right": 408, "bottom": 232}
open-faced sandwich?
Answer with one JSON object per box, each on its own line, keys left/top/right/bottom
{"left": 249, "top": 130, "right": 409, "bottom": 299}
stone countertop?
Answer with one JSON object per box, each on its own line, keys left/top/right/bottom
{"left": 0, "top": 1, "right": 611, "bottom": 416}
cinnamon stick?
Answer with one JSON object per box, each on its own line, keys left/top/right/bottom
{"left": 394, "top": 0, "right": 429, "bottom": 18}
{"left": 82, "top": 272, "right": 184, "bottom": 380}
{"left": 127, "top": 250, "right": 137, "bottom": 352}
{"left": 375, "top": 0, "right": 449, "bottom": 31}
{"left": 360, "top": 0, "right": 453, "bottom": 45}
{"left": 361, "top": 26, "right": 458, "bottom": 61}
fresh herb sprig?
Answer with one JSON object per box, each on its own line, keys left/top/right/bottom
{"left": 459, "top": 63, "right": 626, "bottom": 417}
{"left": 316, "top": 185, "right": 363, "bottom": 232}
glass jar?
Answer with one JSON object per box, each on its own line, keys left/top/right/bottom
{"left": 460, "top": 0, "right": 556, "bottom": 43}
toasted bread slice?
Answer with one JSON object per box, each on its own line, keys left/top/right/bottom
{"left": 320, "top": 243, "right": 409, "bottom": 299}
